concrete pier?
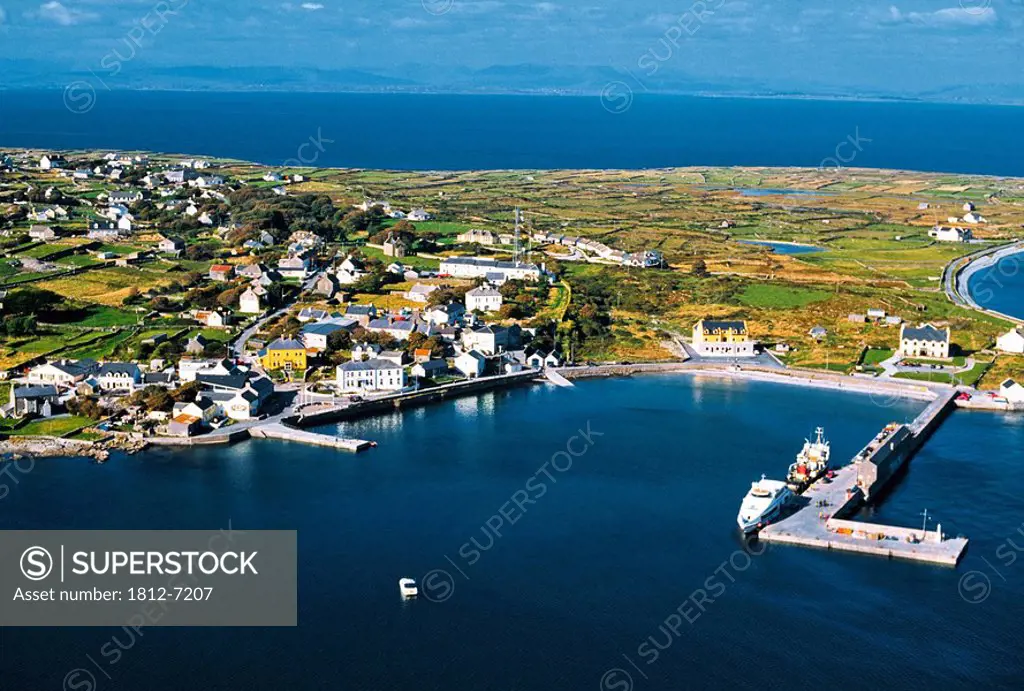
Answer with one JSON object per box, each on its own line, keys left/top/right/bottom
{"left": 759, "top": 389, "right": 968, "bottom": 566}
{"left": 249, "top": 423, "right": 373, "bottom": 452}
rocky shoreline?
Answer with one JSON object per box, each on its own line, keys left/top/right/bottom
{"left": 0, "top": 435, "right": 148, "bottom": 461}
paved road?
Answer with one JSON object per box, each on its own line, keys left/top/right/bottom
{"left": 231, "top": 269, "right": 325, "bottom": 361}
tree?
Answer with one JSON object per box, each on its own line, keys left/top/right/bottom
{"left": 326, "top": 329, "right": 352, "bottom": 352}
{"left": 691, "top": 258, "right": 709, "bottom": 277}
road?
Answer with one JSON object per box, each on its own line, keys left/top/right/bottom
{"left": 230, "top": 269, "right": 324, "bottom": 361}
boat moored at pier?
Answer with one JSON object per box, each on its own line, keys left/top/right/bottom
{"left": 737, "top": 475, "right": 793, "bottom": 534}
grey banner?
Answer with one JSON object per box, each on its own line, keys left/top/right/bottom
{"left": 0, "top": 530, "right": 296, "bottom": 626}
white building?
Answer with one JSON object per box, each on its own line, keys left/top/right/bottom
{"left": 96, "top": 363, "right": 142, "bottom": 392}
{"left": 439, "top": 257, "right": 542, "bottom": 283}
{"left": 1000, "top": 379, "right": 1024, "bottom": 404}
{"left": 405, "top": 283, "right": 439, "bottom": 303}
{"left": 454, "top": 350, "right": 486, "bottom": 378}
{"left": 27, "top": 361, "right": 91, "bottom": 387}
{"left": 929, "top": 226, "right": 972, "bottom": 242}
{"left": 465, "top": 284, "right": 503, "bottom": 313}
{"left": 996, "top": 327, "right": 1024, "bottom": 354}
{"left": 898, "top": 323, "right": 951, "bottom": 359}
{"left": 336, "top": 359, "right": 406, "bottom": 393}
{"left": 239, "top": 287, "right": 262, "bottom": 314}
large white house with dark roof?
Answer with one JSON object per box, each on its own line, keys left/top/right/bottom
{"left": 899, "top": 323, "right": 951, "bottom": 359}
{"left": 336, "top": 359, "right": 406, "bottom": 393}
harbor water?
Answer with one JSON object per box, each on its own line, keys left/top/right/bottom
{"left": 2, "top": 375, "right": 1023, "bottom": 690}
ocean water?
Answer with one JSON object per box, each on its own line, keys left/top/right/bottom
{"left": 967, "top": 251, "right": 1024, "bottom": 321}
{"left": 2, "top": 90, "right": 1024, "bottom": 174}
{"left": 2, "top": 374, "right": 1023, "bottom": 690}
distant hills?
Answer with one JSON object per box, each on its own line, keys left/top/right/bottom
{"left": 2, "top": 61, "right": 1023, "bottom": 105}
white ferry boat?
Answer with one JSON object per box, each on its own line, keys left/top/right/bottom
{"left": 737, "top": 475, "right": 793, "bottom": 534}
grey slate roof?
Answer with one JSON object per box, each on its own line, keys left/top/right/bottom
{"left": 902, "top": 324, "right": 949, "bottom": 343}
{"left": 14, "top": 385, "right": 58, "bottom": 399}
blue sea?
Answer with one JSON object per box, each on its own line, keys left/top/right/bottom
{"left": 2, "top": 90, "right": 1024, "bottom": 174}
{"left": 3, "top": 375, "right": 1024, "bottom": 690}
{"left": 967, "top": 251, "right": 1024, "bottom": 321}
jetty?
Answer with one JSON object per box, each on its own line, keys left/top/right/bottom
{"left": 759, "top": 388, "right": 968, "bottom": 566}
{"left": 248, "top": 423, "right": 373, "bottom": 452}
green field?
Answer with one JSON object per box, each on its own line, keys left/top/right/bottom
{"left": 738, "top": 284, "right": 831, "bottom": 309}
{"left": 2, "top": 415, "right": 94, "bottom": 437}
{"left": 862, "top": 348, "right": 895, "bottom": 366}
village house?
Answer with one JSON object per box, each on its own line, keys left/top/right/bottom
{"left": 195, "top": 310, "right": 231, "bottom": 328}
{"left": 691, "top": 320, "right": 756, "bottom": 357}
{"left": 185, "top": 335, "right": 209, "bottom": 355}
{"left": 11, "top": 385, "right": 60, "bottom": 417}
{"left": 1000, "top": 379, "right": 1024, "bottom": 405}
{"left": 335, "top": 255, "right": 366, "bottom": 285}
{"left": 457, "top": 229, "right": 498, "bottom": 245}
{"left": 158, "top": 236, "right": 186, "bottom": 255}
{"left": 297, "top": 307, "right": 330, "bottom": 323}
{"left": 462, "top": 325, "right": 520, "bottom": 355}
{"left": 526, "top": 350, "right": 563, "bottom": 369}
{"left": 382, "top": 232, "right": 408, "bottom": 258}
{"left": 344, "top": 304, "right": 378, "bottom": 327}
{"left": 454, "top": 350, "right": 486, "bottom": 378}
{"left": 39, "top": 155, "right": 67, "bottom": 170}
{"left": 277, "top": 255, "right": 310, "bottom": 280}
{"left": 405, "top": 283, "right": 439, "bottom": 303}
{"left": 336, "top": 359, "right": 406, "bottom": 393}
{"left": 407, "top": 208, "right": 431, "bottom": 222}
{"left": 466, "top": 284, "right": 503, "bottom": 313}
{"left": 96, "top": 362, "right": 142, "bottom": 392}
{"left": 239, "top": 287, "right": 263, "bottom": 314}
{"left": 378, "top": 350, "right": 407, "bottom": 367}
{"left": 28, "top": 225, "right": 57, "bottom": 241}
{"left": 313, "top": 273, "right": 339, "bottom": 299}
{"left": 929, "top": 225, "right": 973, "bottom": 242}
{"left": 108, "top": 190, "right": 143, "bottom": 205}
{"left": 411, "top": 359, "right": 449, "bottom": 379}
{"left": 301, "top": 321, "right": 352, "bottom": 351}
{"left": 424, "top": 302, "right": 466, "bottom": 326}
{"left": 209, "top": 264, "right": 234, "bottom": 282}
{"left": 27, "top": 360, "right": 95, "bottom": 387}
{"left": 898, "top": 323, "right": 951, "bottom": 359}
{"left": 351, "top": 342, "right": 383, "bottom": 361}
{"left": 439, "top": 257, "right": 542, "bottom": 283}
{"left": 178, "top": 358, "right": 237, "bottom": 382}
{"left": 260, "top": 337, "right": 308, "bottom": 372}
{"left": 996, "top": 327, "right": 1024, "bottom": 354}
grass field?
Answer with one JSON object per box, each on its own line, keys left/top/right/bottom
{"left": 3, "top": 415, "right": 94, "bottom": 437}
{"left": 738, "top": 284, "right": 832, "bottom": 309}
{"left": 38, "top": 267, "right": 174, "bottom": 305}
{"left": 862, "top": 348, "right": 895, "bottom": 366}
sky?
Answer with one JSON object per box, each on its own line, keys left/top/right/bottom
{"left": 0, "top": 0, "right": 1022, "bottom": 100}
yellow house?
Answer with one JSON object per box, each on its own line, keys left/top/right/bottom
{"left": 692, "top": 319, "right": 755, "bottom": 357}
{"left": 261, "top": 337, "right": 308, "bottom": 372}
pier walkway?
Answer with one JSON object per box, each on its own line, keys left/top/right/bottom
{"left": 248, "top": 423, "right": 373, "bottom": 452}
{"left": 759, "top": 389, "right": 968, "bottom": 566}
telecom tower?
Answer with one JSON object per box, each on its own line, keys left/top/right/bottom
{"left": 513, "top": 206, "right": 523, "bottom": 265}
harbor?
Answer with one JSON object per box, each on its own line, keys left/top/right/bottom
{"left": 758, "top": 388, "right": 969, "bottom": 566}
{"left": 248, "top": 423, "right": 373, "bottom": 452}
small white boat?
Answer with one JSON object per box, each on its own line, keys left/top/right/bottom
{"left": 398, "top": 578, "right": 418, "bottom": 598}
{"left": 737, "top": 475, "right": 793, "bottom": 534}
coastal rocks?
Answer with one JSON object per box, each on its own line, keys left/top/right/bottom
{"left": 0, "top": 436, "right": 100, "bottom": 459}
